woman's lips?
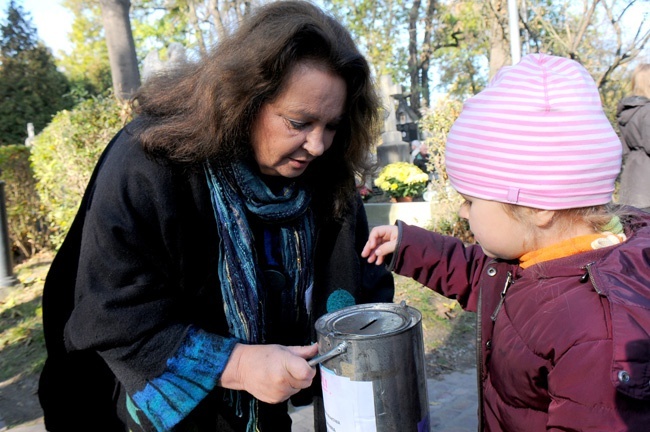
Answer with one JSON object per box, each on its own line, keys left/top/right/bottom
{"left": 288, "top": 158, "right": 310, "bottom": 169}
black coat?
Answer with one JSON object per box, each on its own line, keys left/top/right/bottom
{"left": 38, "top": 123, "right": 394, "bottom": 431}
{"left": 616, "top": 95, "right": 650, "bottom": 209}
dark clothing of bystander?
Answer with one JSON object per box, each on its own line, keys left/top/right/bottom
{"left": 616, "top": 95, "right": 650, "bottom": 211}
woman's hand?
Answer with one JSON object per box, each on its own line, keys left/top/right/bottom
{"left": 220, "top": 343, "right": 319, "bottom": 404}
{"left": 361, "top": 225, "right": 399, "bottom": 265}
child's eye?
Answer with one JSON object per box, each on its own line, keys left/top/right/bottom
{"left": 461, "top": 199, "right": 471, "bottom": 208}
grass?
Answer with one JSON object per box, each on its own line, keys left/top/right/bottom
{"left": 393, "top": 274, "right": 475, "bottom": 353}
{"left": 0, "top": 253, "right": 50, "bottom": 382}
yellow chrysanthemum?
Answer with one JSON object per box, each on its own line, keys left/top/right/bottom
{"left": 374, "top": 162, "right": 428, "bottom": 198}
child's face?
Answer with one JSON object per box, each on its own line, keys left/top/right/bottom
{"left": 458, "top": 194, "right": 531, "bottom": 260}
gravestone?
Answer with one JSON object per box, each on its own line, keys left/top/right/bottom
{"left": 25, "top": 123, "right": 35, "bottom": 147}
{"left": 376, "top": 75, "right": 410, "bottom": 167}
{"left": 142, "top": 43, "right": 187, "bottom": 82}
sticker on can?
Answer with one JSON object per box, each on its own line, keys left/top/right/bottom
{"left": 320, "top": 365, "right": 376, "bottom": 432}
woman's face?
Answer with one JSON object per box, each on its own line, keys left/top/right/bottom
{"left": 251, "top": 63, "right": 347, "bottom": 177}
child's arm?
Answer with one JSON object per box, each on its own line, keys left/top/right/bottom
{"left": 365, "top": 221, "right": 487, "bottom": 311}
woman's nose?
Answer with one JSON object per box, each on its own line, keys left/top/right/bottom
{"left": 303, "top": 129, "right": 327, "bottom": 157}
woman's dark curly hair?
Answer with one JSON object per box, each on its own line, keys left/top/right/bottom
{"left": 131, "top": 0, "right": 381, "bottom": 220}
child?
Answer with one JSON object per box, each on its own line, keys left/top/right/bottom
{"left": 362, "top": 54, "right": 650, "bottom": 431}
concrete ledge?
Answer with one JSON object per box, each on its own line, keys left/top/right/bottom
{"left": 364, "top": 202, "right": 435, "bottom": 228}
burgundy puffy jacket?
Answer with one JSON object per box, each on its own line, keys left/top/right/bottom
{"left": 389, "top": 209, "right": 650, "bottom": 431}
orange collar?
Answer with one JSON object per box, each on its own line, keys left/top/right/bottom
{"left": 519, "top": 232, "right": 627, "bottom": 269}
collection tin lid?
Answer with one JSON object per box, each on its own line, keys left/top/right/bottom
{"left": 315, "top": 302, "right": 420, "bottom": 339}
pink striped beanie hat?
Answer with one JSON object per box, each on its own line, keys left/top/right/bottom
{"left": 445, "top": 53, "right": 622, "bottom": 210}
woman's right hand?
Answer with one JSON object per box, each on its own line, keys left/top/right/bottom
{"left": 361, "top": 225, "right": 399, "bottom": 265}
{"left": 219, "top": 343, "right": 319, "bottom": 404}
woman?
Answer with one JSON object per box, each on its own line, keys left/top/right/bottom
{"left": 38, "top": 2, "right": 394, "bottom": 431}
{"left": 617, "top": 63, "right": 650, "bottom": 212}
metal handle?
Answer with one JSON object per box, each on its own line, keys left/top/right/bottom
{"left": 307, "top": 341, "right": 348, "bottom": 367}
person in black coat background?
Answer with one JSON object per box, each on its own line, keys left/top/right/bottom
{"left": 617, "top": 63, "right": 650, "bottom": 212}
{"left": 37, "top": 2, "right": 394, "bottom": 431}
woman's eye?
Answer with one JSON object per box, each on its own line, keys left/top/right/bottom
{"left": 287, "top": 119, "right": 307, "bottom": 130}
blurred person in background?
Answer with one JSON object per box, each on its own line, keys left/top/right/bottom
{"left": 412, "top": 140, "right": 431, "bottom": 175}
{"left": 409, "top": 139, "right": 421, "bottom": 163}
{"left": 617, "top": 63, "right": 650, "bottom": 212}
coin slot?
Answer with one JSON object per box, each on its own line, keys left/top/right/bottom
{"left": 359, "top": 318, "right": 377, "bottom": 330}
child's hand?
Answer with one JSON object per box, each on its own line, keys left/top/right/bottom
{"left": 362, "top": 225, "right": 398, "bottom": 265}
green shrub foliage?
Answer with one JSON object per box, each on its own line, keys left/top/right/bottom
{"left": 419, "top": 97, "right": 474, "bottom": 243}
{"left": 30, "top": 95, "right": 132, "bottom": 249}
{"left": 0, "top": 144, "right": 50, "bottom": 261}
{"left": 0, "top": 1, "right": 72, "bottom": 144}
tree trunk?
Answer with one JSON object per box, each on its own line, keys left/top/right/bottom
{"left": 99, "top": 0, "right": 140, "bottom": 100}
{"left": 488, "top": 0, "right": 510, "bottom": 80}
{"left": 407, "top": 0, "right": 421, "bottom": 112}
{"left": 419, "top": 0, "right": 437, "bottom": 109}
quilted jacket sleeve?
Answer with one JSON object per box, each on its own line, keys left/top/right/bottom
{"left": 388, "top": 221, "right": 487, "bottom": 312}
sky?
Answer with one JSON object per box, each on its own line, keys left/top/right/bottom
{"left": 0, "top": 0, "right": 73, "bottom": 57}
{"left": 0, "top": 0, "right": 648, "bottom": 63}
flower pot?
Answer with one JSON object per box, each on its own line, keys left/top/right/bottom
{"left": 391, "top": 196, "right": 414, "bottom": 203}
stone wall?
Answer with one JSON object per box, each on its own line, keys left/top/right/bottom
{"left": 364, "top": 201, "right": 454, "bottom": 229}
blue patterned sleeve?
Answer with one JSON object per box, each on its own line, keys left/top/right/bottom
{"left": 126, "top": 326, "right": 238, "bottom": 431}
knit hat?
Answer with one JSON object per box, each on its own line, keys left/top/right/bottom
{"left": 445, "top": 53, "right": 622, "bottom": 210}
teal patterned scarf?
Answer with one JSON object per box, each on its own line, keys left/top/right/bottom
{"left": 204, "top": 160, "right": 314, "bottom": 430}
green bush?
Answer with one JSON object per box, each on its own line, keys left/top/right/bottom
{"left": 428, "top": 213, "right": 474, "bottom": 244}
{"left": 30, "top": 95, "right": 132, "bottom": 249}
{"left": 0, "top": 145, "right": 51, "bottom": 261}
{"left": 419, "top": 97, "right": 474, "bottom": 243}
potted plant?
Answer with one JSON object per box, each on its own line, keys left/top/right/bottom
{"left": 374, "top": 162, "right": 429, "bottom": 202}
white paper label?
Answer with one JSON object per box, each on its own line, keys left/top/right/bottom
{"left": 320, "top": 365, "right": 377, "bottom": 432}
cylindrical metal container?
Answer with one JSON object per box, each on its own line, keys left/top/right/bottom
{"left": 313, "top": 302, "right": 429, "bottom": 432}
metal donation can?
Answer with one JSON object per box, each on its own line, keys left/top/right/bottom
{"left": 311, "top": 302, "right": 429, "bottom": 432}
